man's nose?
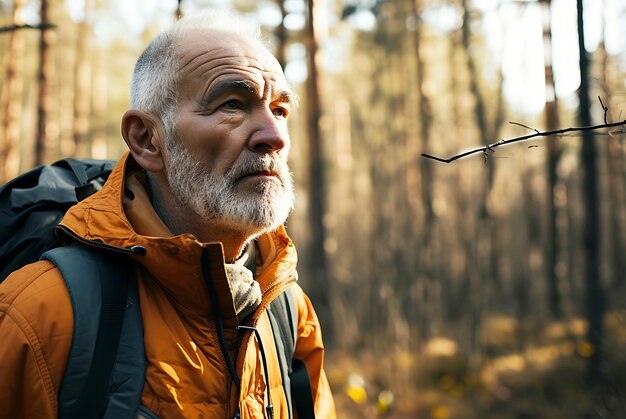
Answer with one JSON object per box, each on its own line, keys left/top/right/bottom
{"left": 248, "top": 109, "right": 289, "bottom": 154}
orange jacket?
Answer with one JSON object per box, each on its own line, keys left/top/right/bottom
{"left": 0, "top": 153, "right": 335, "bottom": 418}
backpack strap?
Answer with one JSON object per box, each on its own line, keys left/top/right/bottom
{"left": 290, "top": 359, "right": 315, "bottom": 419}
{"left": 52, "top": 158, "right": 115, "bottom": 201}
{"left": 42, "top": 246, "right": 145, "bottom": 419}
{"left": 268, "top": 288, "right": 316, "bottom": 419}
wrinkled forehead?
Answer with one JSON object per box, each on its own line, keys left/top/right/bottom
{"left": 175, "top": 28, "right": 285, "bottom": 82}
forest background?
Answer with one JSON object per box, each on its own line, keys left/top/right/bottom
{"left": 1, "top": 0, "right": 625, "bottom": 417}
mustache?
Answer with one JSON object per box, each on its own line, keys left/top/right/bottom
{"left": 227, "top": 156, "right": 290, "bottom": 184}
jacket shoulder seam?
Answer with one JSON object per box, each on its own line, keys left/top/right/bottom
{"left": 0, "top": 261, "right": 58, "bottom": 304}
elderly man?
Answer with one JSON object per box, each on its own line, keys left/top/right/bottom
{"left": 0, "top": 10, "right": 335, "bottom": 418}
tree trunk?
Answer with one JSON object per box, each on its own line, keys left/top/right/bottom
{"left": 410, "top": 0, "right": 433, "bottom": 246}
{"left": 577, "top": 0, "right": 604, "bottom": 384}
{"left": 461, "top": 0, "right": 490, "bottom": 365}
{"left": 274, "top": 0, "right": 287, "bottom": 69}
{"left": 73, "top": 0, "right": 93, "bottom": 157}
{"left": 90, "top": 43, "right": 107, "bottom": 159}
{"left": 35, "top": 0, "right": 54, "bottom": 166}
{"left": 598, "top": 6, "right": 626, "bottom": 290}
{"left": 304, "top": 0, "right": 333, "bottom": 343}
{"left": 541, "top": 0, "right": 563, "bottom": 318}
{"left": 1, "top": 0, "right": 27, "bottom": 181}
{"left": 408, "top": 1, "right": 440, "bottom": 338}
{"left": 516, "top": 167, "right": 532, "bottom": 351}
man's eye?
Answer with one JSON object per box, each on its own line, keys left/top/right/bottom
{"left": 221, "top": 100, "right": 242, "bottom": 110}
{"left": 272, "top": 107, "right": 288, "bottom": 118}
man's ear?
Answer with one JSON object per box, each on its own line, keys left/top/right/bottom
{"left": 121, "top": 110, "right": 167, "bottom": 172}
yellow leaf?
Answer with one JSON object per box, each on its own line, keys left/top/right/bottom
{"left": 347, "top": 386, "right": 368, "bottom": 404}
{"left": 377, "top": 390, "right": 394, "bottom": 413}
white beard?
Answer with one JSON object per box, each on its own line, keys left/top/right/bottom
{"left": 165, "top": 136, "right": 295, "bottom": 236}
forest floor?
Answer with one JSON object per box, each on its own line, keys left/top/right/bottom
{"left": 325, "top": 309, "right": 626, "bottom": 418}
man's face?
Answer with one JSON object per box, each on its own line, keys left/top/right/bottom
{"left": 164, "top": 29, "right": 296, "bottom": 236}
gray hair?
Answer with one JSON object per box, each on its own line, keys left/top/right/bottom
{"left": 129, "top": 10, "right": 263, "bottom": 136}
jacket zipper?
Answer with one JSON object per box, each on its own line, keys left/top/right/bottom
{"left": 200, "top": 249, "right": 241, "bottom": 385}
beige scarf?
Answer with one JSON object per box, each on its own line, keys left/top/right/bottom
{"left": 225, "top": 246, "right": 262, "bottom": 321}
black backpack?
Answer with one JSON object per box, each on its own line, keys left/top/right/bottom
{"left": 0, "top": 158, "right": 115, "bottom": 281}
{"left": 0, "top": 159, "right": 315, "bottom": 419}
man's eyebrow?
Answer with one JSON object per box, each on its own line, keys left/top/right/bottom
{"left": 276, "top": 90, "right": 299, "bottom": 108}
{"left": 202, "top": 80, "right": 299, "bottom": 108}
{"left": 202, "top": 80, "right": 258, "bottom": 106}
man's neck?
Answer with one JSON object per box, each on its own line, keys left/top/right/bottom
{"left": 148, "top": 172, "right": 253, "bottom": 261}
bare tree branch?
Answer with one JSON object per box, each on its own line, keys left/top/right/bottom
{"left": 0, "top": 23, "right": 56, "bottom": 33}
{"left": 598, "top": 96, "right": 608, "bottom": 125}
{"left": 421, "top": 120, "right": 626, "bottom": 163}
{"left": 509, "top": 121, "right": 539, "bottom": 134}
